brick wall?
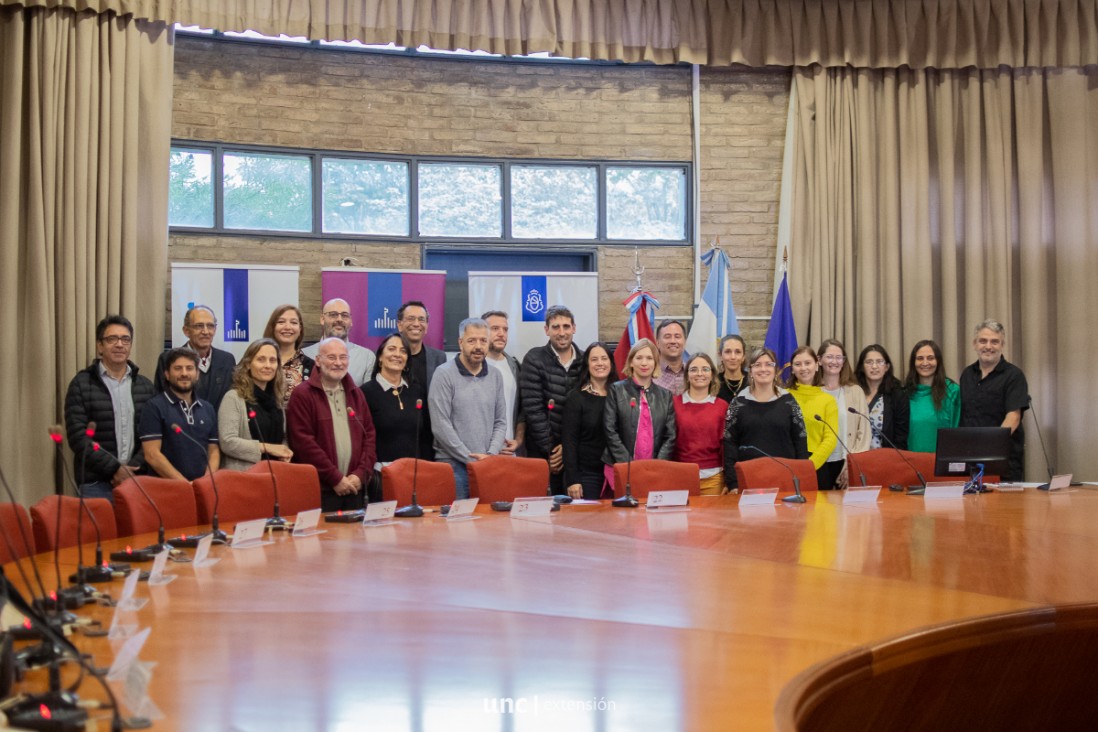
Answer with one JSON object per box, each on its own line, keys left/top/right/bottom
{"left": 171, "top": 37, "right": 790, "bottom": 349}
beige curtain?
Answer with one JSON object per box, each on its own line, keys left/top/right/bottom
{"left": 786, "top": 65, "right": 1098, "bottom": 479}
{"left": 0, "top": 5, "right": 172, "bottom": 504}
{"left": 4, "top": 0, "right": 1097, "bottom": 67}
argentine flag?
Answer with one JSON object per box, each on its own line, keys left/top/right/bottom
{"left": 685, "top": 248, "right": 740, "bottom": 359}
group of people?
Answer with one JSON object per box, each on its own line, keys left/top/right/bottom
{"left": 63, "top": 298, "right": 1030, "bottom": 512}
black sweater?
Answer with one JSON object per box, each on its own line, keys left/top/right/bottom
{"left": 361, "top": 378, "right": 433, "bottom": 463}
{"left": 722, "top": 393, "right": 809, "bottom": 489}
{"left": 561, "top": 388, "right": 608, "bottom": 499}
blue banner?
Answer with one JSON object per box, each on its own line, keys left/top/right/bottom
{"left": 367, "top": 271, "right": 402, "bottom": 336}
{"left": 222, "top": 269, "right": 249, "bottom": 342}
{"left": 521, "top": 275, "right": 547, "bottom": 322}
{"left": 763, "top": 273, "right": 799, "bottom": 382}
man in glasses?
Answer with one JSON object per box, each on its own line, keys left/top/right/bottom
{"left": 154, "top": 305, "right": 237, "bottom": 410}
{"left": 140, "top": 348, "right": 220, "bottom": 481}
{"left": 288, "top": 338, "right": 377, "bottom": 511}
{"left": 302, "top": 298, "right": 375, "bottom": 387}
{"left": 63, "top": 315, "right": 157, "bottom": 501}
{"left": 396, "top": 300, "right": 447, "bottom": 390}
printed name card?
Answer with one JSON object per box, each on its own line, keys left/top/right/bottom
{"left": 192, "top": 533, "right": 221, "bottom": 568}
{"left": 1047, "top": 474, "right": 1073, "bottom": 491}
{"left": 363, "top": 500, "right": 398, "bottom": 526}
{"left": 292, "top": 508, "right": 325, "bottom": 537}
{"left": 147, "top": 549, "right": 176, "bottom": 587}
{"left": 510, "top": 497, "right": 554, "bottom": 518}
{"left": 231, "top": 518, "right": 274, "bottom": 548}
{"left": 924, "top": 482, "right": 966, "bottom": 499}
{"left": 738, "top": 488, "right": 779, "bottom": 506}
{"left": 646, "top": 490, "right": 690, "bottom": 510}
{"left": 445, "top": 497, "right": 480, "bottom": 521}
{"left": 844, "top": 486, "right": 881, "bottom": 504}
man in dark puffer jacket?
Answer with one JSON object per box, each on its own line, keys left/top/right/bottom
{"left": 64, "top": 315, "right": 156, "bottom": 502}
{"left": 520, "top": 305, "right": 583, "bottom": 495}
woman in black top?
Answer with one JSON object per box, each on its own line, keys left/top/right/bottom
{"left": 716, "top": 334, "right": 748, "bottom": 402}
{"left": 562, "top": 342, "right": 618, "bottom": 500}
{"left": 723, "top": 347, "right": 810, "bottom": 492}
{"left": 361, "top": 333, "right": 431, "bottom": 465}
{"left": 853, "top": 344, "right": 909, "bottom": 450}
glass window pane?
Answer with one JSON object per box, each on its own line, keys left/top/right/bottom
{"left": 322, "top": 158, "right": 409, "bottom": 236}
{"left": 168, "top": 148, "right": 213, "bottom": 228}
{"left": 223, "top": 152, "right": 312, "bottom": 232}
{"left": 418, "top": 163, "right": 501, "bottom": 237}
{"left": 606, "top": 166, "right": 687, "bottom": 240}
{"left": 511, "top": 165, "right": 597, "bottom": 239}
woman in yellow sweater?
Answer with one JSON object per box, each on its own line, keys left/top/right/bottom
{"left": 784, "top": 346, "right": 840, "bottom": 487}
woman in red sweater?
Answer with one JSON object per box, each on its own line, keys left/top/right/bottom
{"left": 672, "top": 353, "right": 729, "bottom": 495}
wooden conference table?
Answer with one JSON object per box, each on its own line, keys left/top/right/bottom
{"left": 9, "top": 487, "right": 1098, "bottom": 730}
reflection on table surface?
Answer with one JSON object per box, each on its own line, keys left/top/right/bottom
{"left": 9, "top": 487, "right": 1098, "bottom": 730}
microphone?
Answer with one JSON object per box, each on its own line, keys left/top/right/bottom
{"left": 545, "top": 398, "right": 568, "bottom": 506}
{"left": 813, "top": 414, "right": 866, "bottom": 487}
{"left": 115, "top": 464, "right": 175, "bottom": 556}
{"left": 1026, "top": 395, "right": 1080, "bottom": 489}
{"left": 0, "top": 465, "right": 56, "bottom": 624}
{"left": 612, "top": 396, "right": 640, "bottom": 508}
{"left": 247, "top": 409, "right": 288, "bottom": 530}
{"left": 40, "top": 428, "right": 88, "bottom": 611}
{"left": 741, "top": 444, "right": 806, "bottom": 503}
{"left": 395, "top": 399, "right": 425, "bottom": 518}
{"left": 846, "top": 407, "right": 927, "bottom": 492}
{"left": 346, "top": 406, "right": 373, "bottom": 510}
{"left": 170, "top": 423, "right": 228, "bottom": 544}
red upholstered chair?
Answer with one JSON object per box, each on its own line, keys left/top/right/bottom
{"left": 246, "top": 461, "right": 322, "bottom": 516}
{"left": 30, "top": 495, "right": 117, "bottom": 552}
{"left": 381, "top": 458, "right": 456, "bottom": 507}
{"left": 735, "top": 457, "right": 818, "bottom": 493}
{"left": 193, "top": 471, "right": 276, "bottom": 525}
{"left": 611, "top": 459, "right": 701, "bottom": 500}
{"left": 0, "top": 503, "right": 35, "bottom": 564}
{"left": 113, "top": 476, "right": 198, "bottom": 536}
{"left": 467, "top": 456, "right": 550, "bottom": 503}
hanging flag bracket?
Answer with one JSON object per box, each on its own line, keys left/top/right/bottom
{"left": 630, "top": 247, "right": 645, "bottom": 293}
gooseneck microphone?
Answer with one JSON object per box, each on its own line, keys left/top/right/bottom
{"left": 248, "top": 409, "right": 288, "bottom": 530}
{"left": 741, "top": 444, "right": 806, "bottom": 503}
{"left": 117, "top": 464, "right": 174, "bottom": 555}
{"left": 1026, "top": 395, "right": 1081, "bottom": 489}
{"left": 814, "top": 414, "right": 866, "bottom": 486}
{"left": 846, "top": 407, "right": 927, "bottom": 491}
{"left": 170, "top": 423, "right": 228, "bottom": 544}
{"left": 545, "top": 398, "right": 568, "bottom": 507}
{"left": 395, "top": 399, "right": 425, "bottom": 518}
{"left": 612, "top": 396, "right": 640, "bottom": 508}
{"left": 42, "top": 429, "right": 89, "bottom": 609}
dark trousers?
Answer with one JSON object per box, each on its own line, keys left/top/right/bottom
{"left": 817, "top": 460, "right": 845, "bottom": 490}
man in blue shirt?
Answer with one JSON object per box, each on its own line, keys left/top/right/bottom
{"left": 140, "top": 348, "right": 220, "bottom": 481}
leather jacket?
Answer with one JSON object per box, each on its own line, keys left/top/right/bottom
{"left": 602, "top": 379, "right": 676, "bottom": 464}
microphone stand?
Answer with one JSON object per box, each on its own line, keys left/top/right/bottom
{"left": 742, "top": 445, "right": 806, "bottom": 503}
{"left": 248, "top": 409, "right": 288, "bottom": 530}
{"left": 39, "top": 429, "right": 89, "bottom": 610}
{"left": 396, "top": 399, "right": 425, "bottom": 517}
{"left": 814, "top": 414, "right": 866, "bottom": 487}
{"left": 847, "top": 407, "right": 928, "bottom": 492}
{"left": 1027, "top": 395, "right": 1082, "bottom": 489}
{"left": 117, "top": 465, "right": 175, "bottom": 555}
{"left": 170, "top": 422, "right": 228, "bottom": 544}
{"left": 612, "top": 396, "right": 640, "bottom": 508}
{"left": 543, "top": 399, "right": 565, "bottom": 510}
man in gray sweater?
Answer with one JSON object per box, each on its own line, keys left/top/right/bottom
{"left": 428, "top": 318, "right": 507, "bottom": 499}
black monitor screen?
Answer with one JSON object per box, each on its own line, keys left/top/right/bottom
{"left": 935, "top": 427, "right": 1011, "bottom": 477}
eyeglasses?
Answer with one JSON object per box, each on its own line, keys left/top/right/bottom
{"left": 324, "top": 311, "right": 351, "bottom": 320}
{"left": 189, "top": 323, "right": 217, "bottom": 332}
{"left": 320, "top": 355, "right": 350, "bottom": 363}
{"left": 687, "top": 366, "right": 712, "bottom": 374}
{"left": 752, "top": 362, "right": 777, "bottom": 370}
{"left": 401, "top": 315, "right": 428, "bottom": 324}
{"left": 822, "top": 355, "right": 845, "bottom": 363}
{"left": 863, "top": 359, "right": 886, "bottom": 367}
{"left": 100, "top": 335, "right": 132, "bottom": 346}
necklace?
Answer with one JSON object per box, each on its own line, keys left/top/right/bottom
{"left": 391, "top": 384, "right": 404, "bottom": 410}
{"left": 724, "top": 374, "right": 745, "bottom": 394}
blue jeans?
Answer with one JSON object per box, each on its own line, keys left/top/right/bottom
{"left": 79, "top": 481, "right": 115, "bottom": 503}
{"left": 441, "top": 460, "right": 470, "bottom": 500}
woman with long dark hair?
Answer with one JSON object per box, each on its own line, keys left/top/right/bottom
{"left": 716, "top": 334, "right": 748, "bottom": 402}
{"left": 854, "top": 344, "right": 909, "bottom": 450}
{"left": 905, "top": 339, "right": 960, "bottom": 452}
{"left": 361, "top": 332, "right": 432, "bottom": 466}
{"left": 218, "top": 338, "right": 291, "bottom": 470}
{"left": 263, "top": 304, "right": 314, "bottom": 396}
{"left": 561, "top": 342, "right": 619, "bottom": 499}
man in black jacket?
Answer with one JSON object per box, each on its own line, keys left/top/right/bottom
{"left": 64, "top": 315, "right": 156, "bottom": 501}
{"left": 154, "top": 305, "right": 236, "bottom": 410}
{"left": 520, "top": 305, "right": 583, "bottom": 494}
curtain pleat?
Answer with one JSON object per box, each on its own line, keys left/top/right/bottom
{"left": 0, "top": 6, "right": 171, "bottom": 503}
{"left": 786, "top": 65, "right": 1098, "bottom": 480}
{"left": 4, "top": 0, "right": 1097, "bottom": 68}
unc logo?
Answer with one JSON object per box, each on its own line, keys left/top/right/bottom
{"left": 524, "top": 289, "right": 545, "bottom": 316}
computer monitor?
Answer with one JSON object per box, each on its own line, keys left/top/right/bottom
{"left": 935, "top": 427, "right": 1011, "bottom": 477}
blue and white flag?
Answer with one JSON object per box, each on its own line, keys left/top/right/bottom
{"left": 685, "top": 248, "right": 739, "bottom": 359}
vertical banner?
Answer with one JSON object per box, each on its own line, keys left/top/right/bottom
{"left": 468, "top": 272, "right": 599, "bottom": 361}
{"left": 170, "top": 264, "right": 300, "bottom": 360}
{"left": 320, "top": 268, "right": 447, "bottom": 352}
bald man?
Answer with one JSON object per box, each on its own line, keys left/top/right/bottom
{"left": 155, "top": 305, "right": 236, "bottom": 410}
{"left": 302, "top": 298, "right": 376, "bottom": 387}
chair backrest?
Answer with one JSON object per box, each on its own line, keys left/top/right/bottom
{"left": 380, "top": 458, "right": 456, "bottom": 506}
{"left": 735, "top": 457, "right": 819, "bottom": 493}
{"left": 848, "top": 449, "right": 1000, "bottom": 486}
{"left": 0, "top": 503, "right": 35, "bottom": 564}
{"left": 467, "top": 456, "right": 550, "bottom": 503}
{"left": 31, "top": 495, "right": 117, "bottom": 552}
{"left": 611, "top": 459, "right": 700, "bottom": 499}
{"left": 194, "top": 471, "right": 276, "bottom": 525}
{"left": 113, "top": 476, "right": 198, "bottom": 536}
{"left": 246, "top": 461, "right": 322, "bottom": 516}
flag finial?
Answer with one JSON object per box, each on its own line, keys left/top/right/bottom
{"left": 631, "top": 247, "right": 645, "bottom": 293}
